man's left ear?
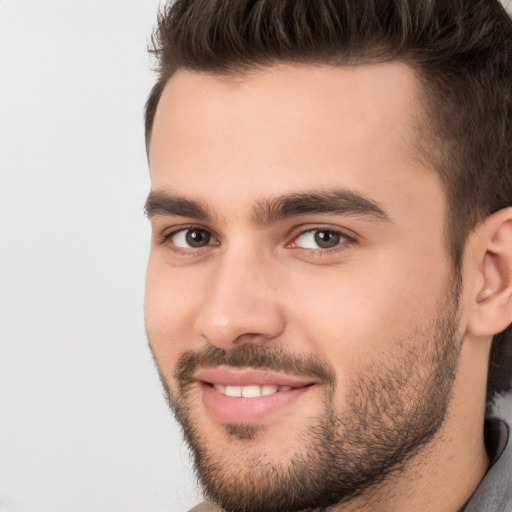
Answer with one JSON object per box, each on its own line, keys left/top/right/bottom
{"left": 467, "top": 207, "right": 512, "bottom": 337}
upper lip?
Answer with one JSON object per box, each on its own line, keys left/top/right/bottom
{"left": 194, "top": 367, "right": 315, "bottom": 387}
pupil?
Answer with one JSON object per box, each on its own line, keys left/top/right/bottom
{"left": 186, "top": 229, "right": 210, "bottom": 247}
{"left": 314, "top": 230, "right": 340, "bottom": 248}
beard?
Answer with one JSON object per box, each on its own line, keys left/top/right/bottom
{"left": 153, "top": 278, "right": 462, "bottom": 512}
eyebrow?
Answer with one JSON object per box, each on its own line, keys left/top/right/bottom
{"left": 252, "top": 189, "right": 391, "bottom": 224}
{"left": 145, "top": 191, "right": 214, "bottom": 221}
{"left": 144, "top": 188, "right": 391, "bottom": 224}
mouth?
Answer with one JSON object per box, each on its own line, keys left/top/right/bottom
{"left": 194, "top": 367, "right": 315, "bottom": 425}
{"left": 209, "top": 383, "right": 295, "bottom": 397}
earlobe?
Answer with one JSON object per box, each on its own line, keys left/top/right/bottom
{"left": 467, "top": 208, "right": 512, "bottom": 337}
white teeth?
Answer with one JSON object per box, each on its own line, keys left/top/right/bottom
{"left": 212, "top": 384, "right": 293, "bottom": 397}
{"left": 261, "top": 385, "right": 278, "bottom": 396}
{"left": 213, "top": 383, "right": 226, "bottom": 394}
{"left": 225, "top": 385, "right": 242, "bottom": 397}
{"left": 241, "top": 385, "right": 262, "bottom": 398}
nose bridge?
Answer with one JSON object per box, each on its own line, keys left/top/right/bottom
{"left": 195, "top": 247, "right": 284, "bottom": 347}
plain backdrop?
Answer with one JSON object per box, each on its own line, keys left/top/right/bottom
{"left": 0, "top": 1, "right": 201, "bottom": 511}
{"left": 1, "top": 1, "right": 512, "bottom": 512}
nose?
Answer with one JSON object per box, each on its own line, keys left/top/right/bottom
{"left": 194, "top": 253, "right": 286, "bottom": 349}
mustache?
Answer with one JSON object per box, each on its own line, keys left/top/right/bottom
{"left": 175, "top": 344, "right": 336, "bottom": 387}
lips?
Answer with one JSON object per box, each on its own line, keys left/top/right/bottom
{"left": 195, "top": 367, "right": 314, "bottom": 424}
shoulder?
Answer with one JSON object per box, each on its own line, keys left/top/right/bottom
{"left": 188, "top": 502, "right": 219, "bottom": 512}
{"left": 465, "top": 393, "right": 512, "bottom": 512}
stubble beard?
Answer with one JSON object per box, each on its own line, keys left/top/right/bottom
{"left": 154, "top": 279, "right": 462, "bottom": 512}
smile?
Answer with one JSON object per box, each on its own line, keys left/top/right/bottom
{"left": 194, "top": 367, "right": 315, "bottom": 424}
{"left": 211, "top": 384, "right": 294, "bottom": 397}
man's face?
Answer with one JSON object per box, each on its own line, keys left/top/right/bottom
{"left": 145, "top": 63, "right": 463, "bottom": 511}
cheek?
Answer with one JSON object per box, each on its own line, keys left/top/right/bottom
{"left": 285, "top": 250, "right": 450, "bottom": 372}
{"left": 145, "top": 256, "right": 202, "bottom": 369}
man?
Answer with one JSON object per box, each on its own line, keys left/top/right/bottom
{"left": 143, "top": 0, "right": 512, "bottom": 510}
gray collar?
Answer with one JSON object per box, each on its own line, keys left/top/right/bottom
{"left": 464, "top": 395, "right": 512, "bottom": 512}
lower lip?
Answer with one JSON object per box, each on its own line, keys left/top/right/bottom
{"left": 201, "top": 383, "right": 312, "bottom": 424}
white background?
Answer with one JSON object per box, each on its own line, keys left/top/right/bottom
{"left": 1, "top": 1, "right": 512, "bottom": 512}
{"left": 0, "top": 1, "right": 201, "bottom": 511}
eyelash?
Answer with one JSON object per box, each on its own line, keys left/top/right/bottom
{"left": 287, "top": 227, "right": 355, "bottom": 255}
{"left": 159, "top": 225, "right": 356, "bottom": 256}
{"left": 159, "top": 225, "right": 219, "bottom": 256}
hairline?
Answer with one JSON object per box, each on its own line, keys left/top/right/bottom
{"left": 146, "top": 55, "right": 421, "bottom": 152}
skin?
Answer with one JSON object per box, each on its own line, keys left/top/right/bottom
{"left": 145, "top": 62, "right": 511, "bottom": 511}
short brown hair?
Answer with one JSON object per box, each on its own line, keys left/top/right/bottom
{"left": 145, "top": 0, "right": 512, "bottom": 400}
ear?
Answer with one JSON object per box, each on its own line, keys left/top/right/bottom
{"left": 466, "top": 207, "right": 512, "bottom": 337}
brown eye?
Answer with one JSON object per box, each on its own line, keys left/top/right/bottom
{"left": 186, "top": 229, "right": 211, "bottom": 247}
{"left": 314, "top": 230, "right": 341, "bottom": 248}
{"left": 169, "top": 228, "right": 215, "bottom": 248}
{"left": 293, "top": 229, "right": 347, "bottom": 249}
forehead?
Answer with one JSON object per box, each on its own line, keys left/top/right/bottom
{"left": 149, "top": 62, "right": 440, "bottom": 219}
